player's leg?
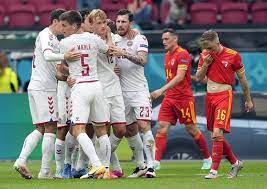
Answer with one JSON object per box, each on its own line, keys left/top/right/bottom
{"left": 54, "top": 126, "right": 69, "bottom": 178}
{"left": 125, "top": 122, "right": 147, "bottom": 178}
{"left": 133, "top": 91, "right": 156, "bottom": 178}
{"left": 73, "top": 123, "right": 105, "bottom": 179}
{"left": 154, "top": 98, "right": 176, "bottom": 170}
{"left": 14, "top": 125, "right": 44, "bottom": 179}
{"left": 205, "top": 128, "right": 224, "bottom": 179}
{"left": 38, "top": 91, "right": 58, "bottom": 179}
{"left": 109, "top": 95, "right": 126, "bottom": 177}
{"left": 179, "top": 100, "right": 211, "bottom": 169}
{"left": 154, "top": 121, "right": 171, "bottom": 170}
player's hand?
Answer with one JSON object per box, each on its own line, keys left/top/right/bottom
{"left": 201, "top": 53, "right": 213, "bottom": 67}
{"left": 245, "top": 99, "right": 253, "bottom": 112}
{"left": 67, "top": 76, "right": 76, "bottom": 88}
{"left": 64, "top": 50, "right": 81, "bottom": 61}
{"left": 150, "top": 89, "right": 163, "bottom": 101}
{"left": 127, "top": 29, "right": 139, "bottom": 40}
{"left": 114, "top": 64, "right": 120, "bottom": 76}
{"left": 109, "top": 46, "right": 126, "bottom": 57}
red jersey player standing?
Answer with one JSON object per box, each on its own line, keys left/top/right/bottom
{"left": 196, "top": 30, "right": 253, "bottom": 179}
{"left": 151, "top": 28, "right": 211, "bottom": 170}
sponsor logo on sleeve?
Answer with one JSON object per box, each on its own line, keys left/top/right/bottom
{"left": 180, "top": 58, "right": 189, "bottom": 64}
{"left": 140, "top": 44, "right": 148, "bottom": 48}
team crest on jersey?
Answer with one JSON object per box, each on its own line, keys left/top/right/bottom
{"left": 127, "top": 41, "right": 133, "bottom": 46}
{"left": 222, "top": 61, "right": 228, "bottom": 68}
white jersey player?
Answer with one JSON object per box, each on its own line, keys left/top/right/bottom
{"left": 112, "top": 9, "right": 156, "bottom": 178}
{"left": 13, "top": 9, "right": 81, "bottom": 179}
{"left": 59, "top": 10, "right": 112, "bottom": 179}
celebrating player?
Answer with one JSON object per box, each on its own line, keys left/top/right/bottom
{"left": 59, "top": 10, "right": 112, "bottom": 179}
{"left": 196, "top": 30, "right": 253, "bottom": 179}
{"left": 151, "top": 28, "right": 211, "bottom": 170}
{"left": 13, "top": 9, "right": 80, "bottom": 179}
{"left": 111, "top": 9, "right": 156, "bottom": 178}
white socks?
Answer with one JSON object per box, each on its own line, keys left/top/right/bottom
{"left": 71, "top": 144, "right": 79, "bottom": 169}
{"left": 18, "top": 129, "right": 42, "bottom": 165}
{"left": 110, "top": 151, "right": 122, "bottom": 172}
{"left": 98, "top": 134, "right": 111, "bottom": 168}
{"left": 77, "top": 133, "right": 101, "bottom": 168}
{"left": 55, "top": 138, "right": 65, "bottom": 172}
{"left": 109, "top": 133, "right": 122, "bottom": 153}
{"left": 40, "top": 133, "right": 56, "bottom": 174}
{"left": 127, "top": 133, "right": 145, "bottom": 168}
{"left": 143, "top": 130, "right": 155, "bottom": 169}
{"left": 75, "top": 146, "right": 88, "bottom": 171}
{"left": 64, "top": 131, "right": 76, "bottom": 165}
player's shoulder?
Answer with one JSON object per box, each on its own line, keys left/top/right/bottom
{"left": 224, "top": 47, "right": 239, "bottom": 56}
{"left": 176, "top": 46, "right": 189, "bottom": 55}
{"left": 134, "top": 34, "right": 148, "bottom": 42}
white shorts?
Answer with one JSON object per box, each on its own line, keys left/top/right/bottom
{"left": 105, "top": 94, "right": 126, "bottom": 125}
{"left": 28, "top": 90, "right": 58, "bottom": 125}
{"left": 70, "top": 81, "right": 109, "bottom": 125}
{"left": 57, "top": 81, "right": 71, "bottom": 127}
{"left": 122, "top": 90, "right": 152, "bottom": 125}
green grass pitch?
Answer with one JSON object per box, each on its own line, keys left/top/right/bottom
{"left": 1, "top": 161, "right": 267, "bottom": 189}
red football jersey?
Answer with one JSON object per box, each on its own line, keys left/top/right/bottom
{"left": 164, "top": 46, "right": 193, "bottom": 99}
{"left": 198, "top": 46, "right": 244, "bottom": 85}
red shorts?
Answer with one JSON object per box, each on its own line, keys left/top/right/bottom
{"left": 205, "top": 90, "right": 233, "bottom": 133}
{"left": 158, "top": 97, "right": 197, "bottom": 126}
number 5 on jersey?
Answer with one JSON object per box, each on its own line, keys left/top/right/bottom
{"left": 81, "top": 54, "right": 89, "bottom": 76}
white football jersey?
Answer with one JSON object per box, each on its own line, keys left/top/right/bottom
{"left": 59, "top": 32, "right": 108, "bottom": 83}
{"left": 97, "top": 33, "right": 121, "bottom": 97}
{"left": 114, "top": 34, "right": 149, "bottom": 92}
{"left": 28, "top": 27, "right": 60, "bottom": 91}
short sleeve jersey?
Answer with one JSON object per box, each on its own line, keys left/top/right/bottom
{"left": 97, "top": 33, "right": 122, "bottom": 97}
{"left": 198, "top": 46, "right": 244, "bottom": 86}
{"left": 114, "top": 34, "right": 149, "bottom": 92}
{"left": 59, "top": 32, "right": 108, "bottom": 83}
{"left": 164, "top": 46, "right": 193, "bottom": 99}
{"left": 28, "top": 27, "right": 60, "bottom": 91}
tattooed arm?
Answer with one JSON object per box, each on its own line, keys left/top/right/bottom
{"left": 124, "top": 51, "right": 148, "bottom": 66}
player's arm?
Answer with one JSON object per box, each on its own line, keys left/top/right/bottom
{"left": 124, "top": 50, "right": 148, "bottom": 66}
{"left": 151, "top": 68, "right": 186, "bottom": 100}
{"left": 196, "top": 53, "right": 213, "bottom": 81}
{"left": 236, "top": 67, "right": 253, "bottom": 112}
{"left": 56, "top": 61, "right": 69, "bottom": 81}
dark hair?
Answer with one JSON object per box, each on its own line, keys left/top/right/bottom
{"left": 107, "top": 19, "right": 117, "bottom": 33}
{"left": 59, "top": 10, "right": 82, "bottom": 28}
{"left": 50, "top": 8, "right": 66, "bottom": 24}
{"left": 116, "top": 9, "right": 133, "bottom": 22}
{"left": 79, "top": 9, "right": 91, "bottom": 23}
{"left": 162, "top": 28, "right": 177, "bottom": 36}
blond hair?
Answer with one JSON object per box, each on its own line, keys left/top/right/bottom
{"left": 88, "top": 9, "right": 107, "bottom": 23}
{"left": 200, "top": 30, "right": 220, "bottom": 43}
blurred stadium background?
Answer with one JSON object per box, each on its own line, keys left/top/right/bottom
{"left": 0, "top": 0, "right": 267, "bottom": 161}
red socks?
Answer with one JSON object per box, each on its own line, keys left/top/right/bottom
{"left": 155, "top": 133, "right": 167, "bottom": 161}
{"left": 194, "top": 132, "right": 210, "bottom": 159}
{"left": 223, "top": 139, "right": 238, "bottom": 165}
{"left": 211, "top": 137, "right": 224, "bottom": 171}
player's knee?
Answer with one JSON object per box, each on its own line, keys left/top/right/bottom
{"left": 113, "top": 126, "right": 126, "bottom": 139}
{"left": 45, "top": 123, "right": 57, "bottom": 133}
{"left": 36, "top": 126, "right": 45, "bottom": 135}
{"left": 211, "top": 133, "right": 224, "bottom": 142}
{"left": 138, "top": 120, "right": 151, "bottom": 132}
{"left": 157, "top": 121, "right": 170, "bottom": 134}
{"left": 185, "top": 124, "right": 199, "bottom": 136}
{"left": 125, "top": 123, "right": 138, "bottom": 137}
{"left": 57, "top": 126, "right": 69, "bottom": 140}
{"left": 94, "top": 125, "right": 107, "bottom": 137}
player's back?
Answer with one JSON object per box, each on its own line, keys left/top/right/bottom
{"left": 60, "top": 32, "right": 108, "bottom": 83}
{"left": 114, "top": 34, "right": 149, "bottom": 92}
{"left": 28, "top": 27, "right": 59, "bottom": 91}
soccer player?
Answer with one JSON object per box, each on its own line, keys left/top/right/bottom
{"left": 111, "top": 9, "right": 156, "bottom": 178}
{"left": 13, "top": 9, "right": 80, "bottom": 179}
{"left": 150, "top": 28, "right": 211, "bottom": 170}
{"left": 196, "top": 30, "right": 253, "bottom": 179}
{"left": 59, "top": 10, "right": 112, "bottom": 179}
